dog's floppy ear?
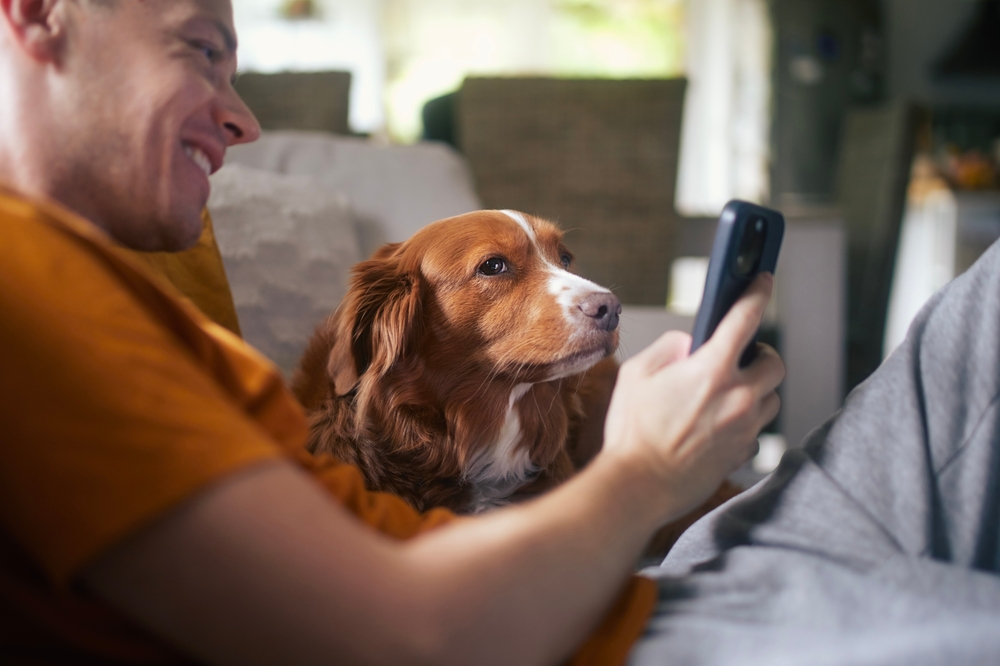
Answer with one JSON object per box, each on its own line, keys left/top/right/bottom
{"left": 327, "top": 244, "right": 423, "bottom": 396}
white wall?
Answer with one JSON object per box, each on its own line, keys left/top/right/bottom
{"left": 885, "top": 0, "right": 1000, "bottom": 106}
{"left": 233, "top": 0, "right": 387, "bottom": 133}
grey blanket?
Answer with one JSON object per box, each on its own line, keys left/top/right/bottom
{"left": 629, "top": 238, "right": 1000, "bottom": 665}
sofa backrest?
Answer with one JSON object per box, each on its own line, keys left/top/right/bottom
{"left": 234, "top": 71, "right": 353, "bottom": 136}
{"left": 458, "top": 77, "right": 688, "bottom": 306}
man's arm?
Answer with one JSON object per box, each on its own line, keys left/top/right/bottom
{"left": 82, "top": 276, "right": 783, "bottom": 666}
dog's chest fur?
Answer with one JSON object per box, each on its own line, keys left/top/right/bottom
{"left": 303, "top": 372, "right": 581, "bottom": 514}
{"left": 462, "top": 383, "right": 538, "bottom": 512}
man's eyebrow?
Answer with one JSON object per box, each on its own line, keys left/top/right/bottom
{"left": 211, "top": 18, "right": 238, "bottom": 55}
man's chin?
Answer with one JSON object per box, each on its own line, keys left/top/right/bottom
{"left": 108, "top": 208, "right": 204, "bottom": 252}
{"left": 170, "top": 209, "right": 206, "bottom": 251}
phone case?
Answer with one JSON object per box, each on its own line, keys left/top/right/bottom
{"left": 689, "top": 200, "right": 785, "bottom": 364}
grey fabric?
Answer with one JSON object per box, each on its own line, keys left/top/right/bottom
{"left": 208, "top": 164, "right": 361, "bottom": 377}
{"left": 630, "top": 239, "right": 1000, "bottom": 665}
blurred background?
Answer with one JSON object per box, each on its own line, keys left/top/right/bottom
{"left": 215, "top": 0, "right": 1000, "bottom": 476}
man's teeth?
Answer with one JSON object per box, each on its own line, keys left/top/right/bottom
{"left": 183, "top": 145, "right": 212, "bottom": 176}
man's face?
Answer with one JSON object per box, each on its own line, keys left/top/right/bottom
{"left": 54, "top": 0, "right": 259, "bottom": 251}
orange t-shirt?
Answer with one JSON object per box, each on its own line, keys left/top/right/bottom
{"left": 0, "top": 188, "right": 655, "bottom": 665}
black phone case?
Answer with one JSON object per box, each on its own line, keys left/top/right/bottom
{"left": 689, "top": 200, "right": 785, "bottom": 365}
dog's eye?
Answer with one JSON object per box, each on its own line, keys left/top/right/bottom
{"left": 560, "top": 254, "right": 572, "bottom": 269}
{"left": 479, "top": 257, "right": 508, "bottom": 276}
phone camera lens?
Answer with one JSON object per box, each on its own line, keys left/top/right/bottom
{"left": 735, "top": 217, "right": 768, "bottom": 278}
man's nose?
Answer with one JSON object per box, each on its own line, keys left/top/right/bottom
{"left": 215, "top": 87, "right": 262, "bottom": 146}
{"left": 578, "top": 293, "right": 622, "bottom": 332}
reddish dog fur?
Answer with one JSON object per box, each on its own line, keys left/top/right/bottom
{"left": 293, "top": 209, "right": 743, "bottom": 544}
{"left": 293, "top": 210, "right": 623, "bottom": 513}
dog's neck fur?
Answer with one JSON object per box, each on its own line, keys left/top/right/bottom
{"left": 461, "top": 383, "right": 536, "bottom": 513}
{"left": 301, "top": 343, "right": 573, "bottom": 513}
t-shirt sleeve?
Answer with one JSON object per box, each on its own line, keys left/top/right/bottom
{"left": 0, "top": 220, "right": 283, "bottom": 586}
{"left": 567, "top": 575, "right": 658, "bottom": 666}
{"left": 294, "top": 450, "right": 458, "bottom": 540}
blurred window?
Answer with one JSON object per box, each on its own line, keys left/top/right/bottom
{"left": 234, "top": 0, "right": 386, "bottom": 134}
{"left": 233, "top": 0, "right": 771, "bottom": 215}
{"left": 383, "top": 0, "right": 685, "bottom": 141}
{"left": 677, "top": 0, "right": 773, "bottom": 215}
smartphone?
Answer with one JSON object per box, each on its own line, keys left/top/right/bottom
{"left": 689, "top": 200, "right": 785, "bottom": 366}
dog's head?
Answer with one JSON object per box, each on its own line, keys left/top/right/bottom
{"left": 323, "top": 210, "right": 621, "bottom": 401}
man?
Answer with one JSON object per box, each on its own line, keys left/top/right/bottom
{"left": 5, "top": 2, "right": 999, "bottom": 665}
{"left": 0, "top": 1, "right": 782, "bottom": 664}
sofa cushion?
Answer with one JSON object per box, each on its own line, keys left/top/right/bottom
{"left": 224, "top": 131, "right": 483, "bottom": 257}
{"left": 208, "top": 164, "right": 362, "bottom": 377}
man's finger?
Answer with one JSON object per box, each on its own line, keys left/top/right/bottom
{"left": 740, "top": 343, "right": 785, "bottom": 398}
{"left": 704, "top": 273, "right": 773, "bottom": 368}
{"left": 632, "top": 330, "right": 692, "bottom": 375}
{"left": 756, "top": 391, "right": 782, "bottom": 431}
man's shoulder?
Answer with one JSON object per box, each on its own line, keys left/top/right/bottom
{"left": 0, "top": 186, "right": 110, "bottom": 242}
{"left": 0, "top": 189, "right": 139, "bottom": 322}
{"left": 0, "top": 186, "right": 117, "bottom": 270}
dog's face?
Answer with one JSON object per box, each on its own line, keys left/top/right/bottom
{"left": 326, "top": 210, "right": 620, "bottom": 397}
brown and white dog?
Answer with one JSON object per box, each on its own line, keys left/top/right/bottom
{"left": 292, "top": 210, "right": 621, "bottom": 513}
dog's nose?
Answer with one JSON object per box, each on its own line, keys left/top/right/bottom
{"left": 579, "top": 293, "right": 622, "bottom": 332}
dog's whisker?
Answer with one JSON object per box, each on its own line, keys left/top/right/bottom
{"left": 301, "top": 210, "right": 620, "bottom": 514}
{"left": 545, "top": 382, "right": 561, "bottom": 415}
{"left": 615, "top": 340, "right": 636, "bottom": 363}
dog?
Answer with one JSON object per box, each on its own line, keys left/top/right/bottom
{"left": 292, "top": 210, "right": 622, "bottom": 513}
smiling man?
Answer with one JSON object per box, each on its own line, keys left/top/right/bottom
{"left": 0, "top": 1, "right": 783, "bottom": 663}
{"left": 1, "top": 0, "right": 252, "bottom": 250}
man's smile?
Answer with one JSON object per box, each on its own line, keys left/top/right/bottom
{"left": 182, "top": 142, "right": 215, "bottom": 176}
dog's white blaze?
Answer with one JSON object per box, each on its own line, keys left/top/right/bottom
{"left": 465, "top": 383, "right": 537, "bottom": 513}
{"left": 500, "top": 209, "right": 536, "bottom": 243}
{"left": 547, "top": 268, "right": 610, "bottom": 314}
{"left": 494, "top": 209, "right": 614, "bottom": 381}
{"left": 500, "top": 209, "right": 610, "bottom": 320}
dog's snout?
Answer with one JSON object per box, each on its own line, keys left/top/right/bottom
{"left": 579, "top": 293, "right": 622, "bottom": 332}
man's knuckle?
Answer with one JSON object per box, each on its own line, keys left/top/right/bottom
{"left": 704, "top": 360, "right": 730, "bottom": 388}
{"left": 732, "top": 387, "right": 755, "bottom": 416}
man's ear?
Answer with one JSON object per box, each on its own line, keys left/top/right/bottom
{"left": 327, "top": 245, "right": 424, "bottom": 396}
{"left": 2, "top": 0, "right": 70, "bottom": 63}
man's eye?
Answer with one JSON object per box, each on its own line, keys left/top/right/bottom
{"left": 191, "top": 41, "right": 220, "bottom": 62}
{"left": 479, "top": 257, "right": 508, "bottom": 276}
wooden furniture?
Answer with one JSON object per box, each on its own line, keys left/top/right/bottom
{"left": 458, "top": 77, "right": 688, "bottom": 306}
{"left": 836, "top": 102, "right": 920, "bottom": 392}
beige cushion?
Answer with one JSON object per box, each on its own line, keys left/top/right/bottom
{"left": 208, "top": 164, "right": 362, "bottom": 376}
{"left": 225, "top": 131, "right": 483, "bottom": 257}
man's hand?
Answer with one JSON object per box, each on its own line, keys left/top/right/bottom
{"left": 601, "top": 274, "right": 785, "bottom": 525}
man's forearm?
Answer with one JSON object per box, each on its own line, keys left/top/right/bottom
{"left": 401, "top": 450, "right": 672, "bottom": 666}
{"left": 82, "top": 458, "right": 669, "bottom": 666}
